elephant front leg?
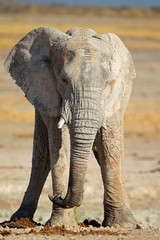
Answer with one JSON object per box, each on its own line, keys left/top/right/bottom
{"left": 93, "top": 113, "right": 136, "bottom": 228}
{"left": 11, "top": 110, "right": 50, "bottom": 220}
{"left": 46, "top": 119, "right": 77, "bottom": 227}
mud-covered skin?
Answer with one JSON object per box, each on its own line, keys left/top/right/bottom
{"left": 93, "top": 78, "right": 136, "bottom": 228}
{"left": 11, "top": 111, "right": 77, "bottom": 227}
{"left": 5, "top": 27, "right": 136, "bottom": 228}
{"left": 11, "top": 110, "right": 50, "bottom": 222}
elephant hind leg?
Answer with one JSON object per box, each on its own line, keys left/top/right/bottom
{"left": 11, "top": 110, "right": 50, "bottom": 221}
{"left": 93, "top": 112, "right": 136, "bottom": 228}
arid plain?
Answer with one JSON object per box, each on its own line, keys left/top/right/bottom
{"left": 0, "top": 5, "right": 160, "bottom": 239}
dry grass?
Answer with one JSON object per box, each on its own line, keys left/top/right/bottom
{"left": 0, "top": 5, "right": 159, "bottom": 140}
{"left": 0, "top": 5, "right": 160, "bottom": 51}
{"left": 0, "top": 97, "right": 159, "bottom": 140}
{"left": 124, "top": 102, "right": 160, "bottom": 141}
{"left": 0, "top": 97, "right": 34, "bottom": 124}
{"left": 0, "top": 21, "right": 160, "bottom": 51}
{"left": 0, "top": 5, "right": 160, "bottom": 18}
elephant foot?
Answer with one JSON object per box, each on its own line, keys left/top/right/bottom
{"left": 102, "top": 208, "right": 136, "bottom": 229}
{"left": 45, "top": 208, "right": 77, "bottom": 228}
{"left": 10, "top": 206, "right": 35, "bottom": 221}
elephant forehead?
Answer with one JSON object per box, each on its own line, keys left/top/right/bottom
{"left": 67, "top": 38, "right": 109, "bottom": 64}
{"left": 66, "top": 27, "right": 97, "bottom": 40}
{"left": 66, "top": 38, "right": 94, "bottom": 50}
{"left": 57, "top": 40, "right": 98, "bottom": 67}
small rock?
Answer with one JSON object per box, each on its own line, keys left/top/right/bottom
{"left": 83, "top": 219, "right": 89, "bottom": 226}
{"left": 34, "top": 225, "right": 44, "bottom": 232}
{"left": 89, "top": 219, "right": 101, "bottom": 227}
{"left": 85, "top": 228, "right": 91, "bottom": 232}
{"left": 99, "top": 226, "right": 105, "bottom": 230}
{"left": 44, "top": 237, "right": 50, "bottom": 240}
{"left": 65, "top": 227, "right": 71, "bottom": 231}
{"left": 88, "top": 225, "right": 94, "bottom": 229}
{"left": 79, "top": 227, "right": 85, "bottom": 231}
{"left": 105, "top": 226, "right": 112, "bottom": 230}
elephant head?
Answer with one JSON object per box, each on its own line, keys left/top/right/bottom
{"left": 5, "top": 27, "right": 136, "bottom": 209}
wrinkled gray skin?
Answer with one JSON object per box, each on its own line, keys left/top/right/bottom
{"left": 4, "top": 27, "right": 136, "bottom": 228}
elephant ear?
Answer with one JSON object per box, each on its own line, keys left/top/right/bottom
{"left": 4, "top": 27, "right": 69, "bottom": 116}
{"left": 100, "top": 33, "right": 136, "bottom": 80}
{"left": 99, "top": 33, "right": 136, "bottom": 118}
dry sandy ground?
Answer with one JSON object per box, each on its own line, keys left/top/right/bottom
{"left": 0, "top": 50, "right": 160, "bottom": 239}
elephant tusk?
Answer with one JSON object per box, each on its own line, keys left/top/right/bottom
{"left": 57, "top": 117, "right": 65, "bottom": 129}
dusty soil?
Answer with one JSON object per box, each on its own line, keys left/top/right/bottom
{"left": 0, "top": 48, "right": 160, "bottom": 239}
{"left": 0, "top": 218, "right": 160, "bottom": 240}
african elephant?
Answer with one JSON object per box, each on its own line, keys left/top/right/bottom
{"left": 4, "top": 27, "right": 136, "bottom": 228}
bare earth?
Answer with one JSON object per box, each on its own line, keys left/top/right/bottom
{"left": 0, "top": 50, "right": 160, "bottom": 239}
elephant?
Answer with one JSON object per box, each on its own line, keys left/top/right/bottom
{"left": 4, "top": 26, "right": 136, "bottom": 228}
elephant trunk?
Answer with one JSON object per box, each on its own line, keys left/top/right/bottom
{"left": 51, "top": 88, "right": 102, "bottom": 208}
{"left": 67, "top": 123, "right": 98, "bottom": 207}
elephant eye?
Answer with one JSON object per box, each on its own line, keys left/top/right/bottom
{"left": 62, "top": 78, "right": 68, "bottom": 85}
